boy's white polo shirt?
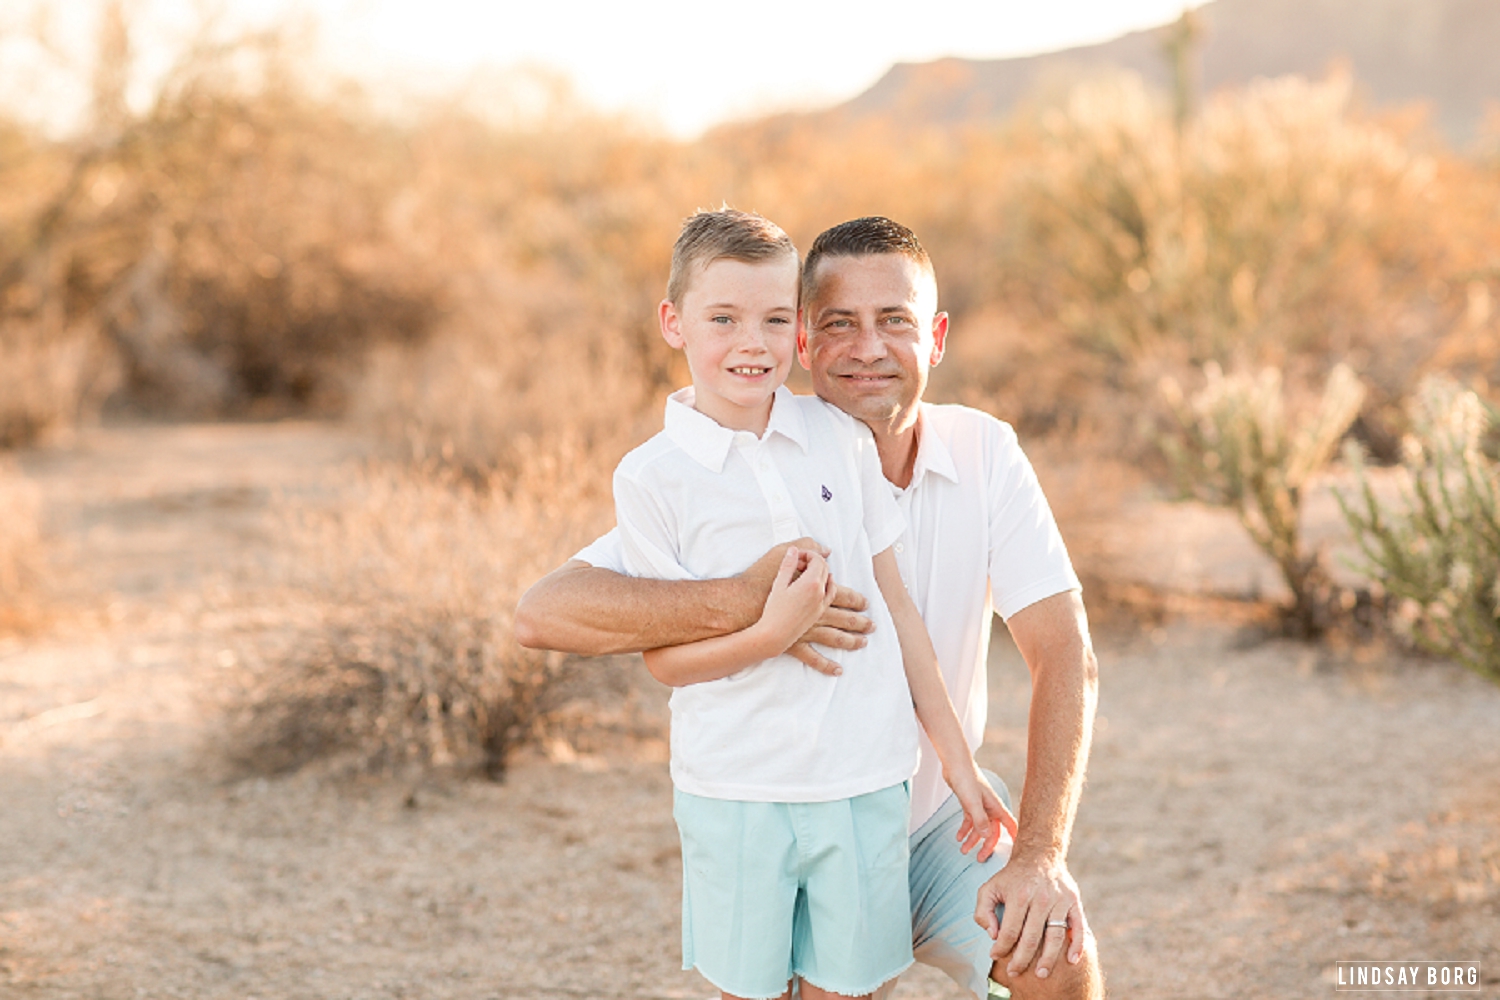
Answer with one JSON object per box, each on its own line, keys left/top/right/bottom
{"left": 612, "top": 385, "right": 918, "bottom": 803}
{"left": 584, "top": 401, "right": 1080, "bottom": 829}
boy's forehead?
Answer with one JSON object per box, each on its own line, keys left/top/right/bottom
{"left": 683, "top": 254, "right": 798, "bottom": 300}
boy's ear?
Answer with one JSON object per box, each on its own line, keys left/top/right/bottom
{"left": 659, "top": 299, "right": 686, "bottom": 349}
{"left": 796, "top": 311, "right": 812, "bottom": 371}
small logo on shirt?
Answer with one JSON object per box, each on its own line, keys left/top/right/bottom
{"left": 821, "top": 485, "right": 832, "bottom": 502}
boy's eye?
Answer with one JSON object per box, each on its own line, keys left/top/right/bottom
{"left": 711, "top": 315, "right": 733, "bottom": 324}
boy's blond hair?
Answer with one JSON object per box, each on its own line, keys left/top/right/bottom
{"left": 666, "top": 209, "right": 797, "bottom": 306}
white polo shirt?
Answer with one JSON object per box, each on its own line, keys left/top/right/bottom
{"left": 582, "top": 401, "right": 1080, "bottom": 829}
{"left": 612, "top": 385, "right": 918, "bottom": 803}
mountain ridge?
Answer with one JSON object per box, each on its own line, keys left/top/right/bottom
{"left": 839, "top": 0, "right": 1500, "bottom": 143}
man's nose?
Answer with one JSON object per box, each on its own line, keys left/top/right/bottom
{"left": 848, "top": 322, "right": 887, "bottom": 363}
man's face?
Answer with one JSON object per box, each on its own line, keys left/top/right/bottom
{"left": 797, "top": 254, "right": 948, "bottom": 429}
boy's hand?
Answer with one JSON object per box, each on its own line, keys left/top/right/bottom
{"left": 740, "top": 538, "right": 873, "bottom": 676}
{"left": 755, "top": 547, "right": 837, "bottom": 662}
{"left": 788, "top": 584, "right": 873, "bottom": 675}
{"left": 950, "top": 768, "right": 1018, "bottom": 863}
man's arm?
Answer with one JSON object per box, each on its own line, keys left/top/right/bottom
{"left": 974, "top": 589, "right": 1099, "bottom": 983}
{"left": 514, "top": 560, "right": 759, "bottom": 655}
{"left": 513, "top": 539, "right": 874, "bottom": 664}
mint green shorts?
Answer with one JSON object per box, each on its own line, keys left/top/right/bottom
{"left": 673, "top": 783, "right": 914, "bottom": 1000}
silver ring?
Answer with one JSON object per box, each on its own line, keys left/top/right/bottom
{"left": 1046, "top": 919, "right": 1069, "bottom": 929}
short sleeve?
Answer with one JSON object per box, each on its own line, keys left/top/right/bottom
{"left": 986, "top": 427, "right": 1081, "bottom": 620}
{"left": 571, "top": 528, "right": 626, "bottom": 573}
{"left": 854, "top": 421, "right": 905, "bottom": 556}
{"left": 613, "top": 463, "right": 696, "bottom": 582}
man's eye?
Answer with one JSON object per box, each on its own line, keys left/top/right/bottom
{"left": 711, "top": 315, "right": 732, "bottom": 324}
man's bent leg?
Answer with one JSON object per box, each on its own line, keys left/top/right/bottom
{"left": 987, "top": 936, "right": 1104, "bottom": 1000}
{"left": 875, "top": 771, "right": 1013, "bottom": 1000}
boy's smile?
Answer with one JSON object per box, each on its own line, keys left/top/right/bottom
{"left": 659, "top": 256, "right": 800, "bottom": 434}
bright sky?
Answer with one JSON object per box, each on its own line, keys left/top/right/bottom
{"left": 2, "top": 0, "right": 1202, "bottom": 136}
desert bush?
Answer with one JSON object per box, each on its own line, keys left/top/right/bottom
{"left": 232, "top": 458, "right": 613, "bottom": 778}
{"left": 972, "top": 72, "right": 1491, "bottom": 443}
{"left": 1160, "top": 362, "right": 1366, "bottom": 634}
{"left": 0, "top": 12, "right": 444, "bottom": 429}
{"left": 1338, "top": 377, "right": 1500, "bottom": 681}
{"left": 0, "top": 460, "right": 44, "bottom": 630}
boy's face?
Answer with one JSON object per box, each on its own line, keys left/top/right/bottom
{"left": 798, "top": 253, "right": 947, "bottom": 430}
{"left": 660, "top": 255, "right": 799, "bottom": 432}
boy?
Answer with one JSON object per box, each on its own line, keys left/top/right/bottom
{"left": 612, "top": 209, "right": 1012, "bottom": 1000}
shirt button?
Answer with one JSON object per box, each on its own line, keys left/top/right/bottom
{"left": 895, "top": 543, "right": 904, "bottom": 553}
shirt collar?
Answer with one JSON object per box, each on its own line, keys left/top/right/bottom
{"left": 663, "top": 385, "right": 809, "bottom": 472}
{"left": 907, "top": 404, "right": 959, "bottom": 488}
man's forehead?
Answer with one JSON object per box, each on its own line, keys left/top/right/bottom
{"left": 807, "top": 254, "right": 936, "bottom": 312}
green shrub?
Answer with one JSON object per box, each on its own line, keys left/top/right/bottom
{"left": 1161, "top": 362, "right": 1366, "bottom": 633}
{"left": 1338, "top": 376, "right": 1500, "bottom": 681}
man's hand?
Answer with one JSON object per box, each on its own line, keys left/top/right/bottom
{"left": 974, "top": 854, "right": 1092, "bottom": 983}
{"left": 739, "top": 538, "right": 873, "bottom": 675}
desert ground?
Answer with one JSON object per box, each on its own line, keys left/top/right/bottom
{"left": 2, "top": 421, "right": 1497, "bottom": 999}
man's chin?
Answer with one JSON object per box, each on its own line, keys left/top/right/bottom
{"left": 817, "top": 389, "right": 900, "bottom": 426}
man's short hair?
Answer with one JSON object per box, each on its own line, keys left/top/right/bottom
{"left": 800, "top": 216, "right": 935, "bottom": 307}
{"left": 667, "top": 208, "right": 797, "bottom": 305}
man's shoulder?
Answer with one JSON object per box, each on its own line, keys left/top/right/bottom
{"left": 921, "top": 403, "right": 1021, "bottom": 456}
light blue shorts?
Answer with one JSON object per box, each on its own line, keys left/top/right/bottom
{"left": 900, "top": 770, "right": 1014, "bottom": 1000}
{"left": 673, "top": 783, "right": 915, "bottom": 1000}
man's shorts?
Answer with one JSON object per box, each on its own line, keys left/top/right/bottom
{"left": 673, "top": 783, "right": 914, "bottom": 1000}
{"left": 891, "top": 770, "right": 1015, "bottom": 1000}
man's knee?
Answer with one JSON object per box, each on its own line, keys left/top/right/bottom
{"left": 989, "top": 939, "right": 1104, "bottom": 1000}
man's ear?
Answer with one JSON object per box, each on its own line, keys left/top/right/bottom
{"left": 929, "top": 311, "right": 950, "bottom": 366}
{"left": 660, "top": 299, "right": 685, "bottom": 349}
{"left": 796, "top": 310, "right": 812, "bottom": 370}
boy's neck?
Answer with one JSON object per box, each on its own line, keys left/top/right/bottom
{"left": 690, "top": 384, "right": 776, "bottom": 436}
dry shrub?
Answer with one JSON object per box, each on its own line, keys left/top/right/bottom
{"left": 0, "top": 460, "right": 44, "bottom": 631}
{"left": 231, "top": 457, "right": 613, "bottom": 779}
{"left": 967, "top": 71, "right": 1496, "bottom": 446}
{"left": 1, "top": 15, "right": 443, "bottom": 431}
{"left": 0, "top": 321, "right": 116, "bottom": 448}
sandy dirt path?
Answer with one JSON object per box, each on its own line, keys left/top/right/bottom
{"left": 1, "top": 422, "right": 1497, "bottom": 999}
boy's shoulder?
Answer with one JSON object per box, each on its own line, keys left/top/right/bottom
{"left": 799, "top": 393, "right": 874, "bottom": 441}
{"left": 612, "top": 428, "right": 678, "bottom": 482}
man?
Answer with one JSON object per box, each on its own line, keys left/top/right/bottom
{"left": 516, "top": 217, "right": 1104, "bottom": 1000}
